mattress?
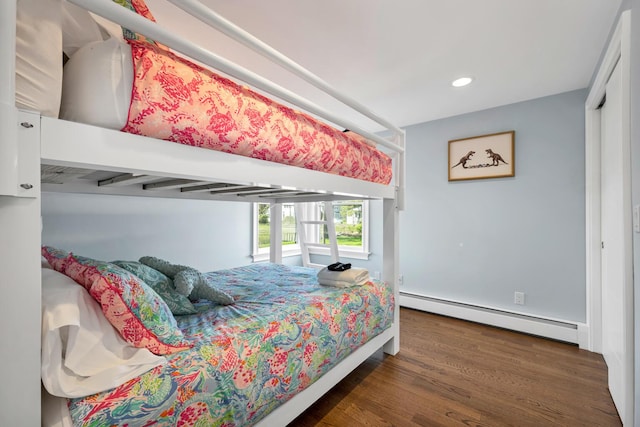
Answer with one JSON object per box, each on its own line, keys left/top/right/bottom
{"left": 59, "top": 38, "right": 393, "bottom": 185}
{"left": 66, "top": 263, "right": 394, "bottom": 426}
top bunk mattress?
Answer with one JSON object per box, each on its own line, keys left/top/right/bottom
{"left": 58, "top": 35, "right": 393, "bottom": 185}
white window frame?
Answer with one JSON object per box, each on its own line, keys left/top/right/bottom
{"left": 251, "top": 202, "right": 300, "bottom": 262}
{"left": 251, "top": 200, "right": 370, "bottom": 262}
{"left": 307, "top": 200, "right": 370, "bottom": 260}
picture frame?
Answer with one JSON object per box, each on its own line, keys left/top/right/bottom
{"left": 448, "top": 130, "right": 515, "bottom": 181}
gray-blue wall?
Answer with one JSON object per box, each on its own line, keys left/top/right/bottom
{"left": 41, "top": 192, "right": 252, "bottom": 271}
{"left": 399, "top": 89, "right": 588, "bottom": 322}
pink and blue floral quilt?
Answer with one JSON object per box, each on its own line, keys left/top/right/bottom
{"left": 68, "top": 263, "right": 394, "bottom": 426}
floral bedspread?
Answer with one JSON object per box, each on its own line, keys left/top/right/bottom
{"left": 68, "top": 263, "right": 394, "bottom": 426}
{"left": 122, "top": 40, "right": 393, "bottom": 185}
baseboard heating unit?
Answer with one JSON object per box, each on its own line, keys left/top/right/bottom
{"left": 400, "top": 292, "right": 586, "bottom": 345}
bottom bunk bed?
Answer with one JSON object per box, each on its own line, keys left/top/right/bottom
{"left": 41, "top": 249, "right": 395, "bottom": 426}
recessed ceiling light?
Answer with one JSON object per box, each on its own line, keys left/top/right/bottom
{"left": 451, "top": 77, "right": 473, "bottom": 87}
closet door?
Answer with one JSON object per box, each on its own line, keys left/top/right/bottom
{"left": 600, "top": 59, "right": 633, "bottom": 425}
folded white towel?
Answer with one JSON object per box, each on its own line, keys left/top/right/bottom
{"left": 317, "top": 266, "right": 369, "bottom": 287}
{"left": 318, "top": 277, "right": 369, "bottom": 288}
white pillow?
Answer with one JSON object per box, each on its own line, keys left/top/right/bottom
{"left": 42, "top": 257, "right": 52, "bottom": 269}
{"left": 61, "top": 1, "right": 106, "bottom": 57}
{"left": 42, "top": 386, "right": 72, "bottom": 427}
{"left": 59, "top": 38, "right": 133, "bottom": 130}
{"left": 16, "top": 0, "right": 64, "bottom": 117}
{"left": 15, "top": 0, "right": 104, "bottom": 117}
{"left": 41, "top": 268, "right": 165, "bottom": 398}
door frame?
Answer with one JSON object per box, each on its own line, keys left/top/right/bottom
{"left": 584, "top": 10, "right": 634, "bottom": 424}
{"left": 584, "top": 10, "right": 631, "bottom": 354}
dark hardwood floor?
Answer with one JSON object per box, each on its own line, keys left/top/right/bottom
{"left": 291, "top": 308, "right": 621, "bottom": 426}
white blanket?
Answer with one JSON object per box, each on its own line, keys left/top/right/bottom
{"left": 317, "top": 266, "right": 369, "bottom": 288}
{"left": 41, "top": 268, "right": 166, "bottom": 398}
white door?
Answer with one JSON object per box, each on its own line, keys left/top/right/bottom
{"left": 600, "top": 60, "right": 633, "bottom": 425}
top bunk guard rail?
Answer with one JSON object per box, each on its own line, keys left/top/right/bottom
{"left": 67, "top": 0, "right": 405, "bottom": 155}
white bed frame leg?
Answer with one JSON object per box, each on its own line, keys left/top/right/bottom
{"left": 382, "top": 197, "right": 400, "bottom": 355}
{"left": 0, "top": 0, "right": 19, "bottom": 197}
{"left": 269, "top": 203, "right": 283, "bottom": 263}
{"left": 0, "top": 1, "right": 43, "bottom": 424}
{"left": 0, "top": 194, "right": 42, "bottom": 427}
{"left": 0, "top": 114, "right": 42, "bottom": 426}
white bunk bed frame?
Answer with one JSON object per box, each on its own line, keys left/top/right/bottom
{"left": 0, "top": 1, "right": 405, "bottom": 425}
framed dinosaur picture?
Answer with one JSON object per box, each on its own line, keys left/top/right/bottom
{"left": 448, "top": 130, "right": 515, "bottom": 181}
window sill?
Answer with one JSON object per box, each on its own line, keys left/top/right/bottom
{"left": 251, "top": 247, "right": 301, "bottom": 263}
{"left": 309, "top": 247, "right": 371, "bottom": 261}
{"left": 251, "top": 247, "right": 370, "bottom": 263}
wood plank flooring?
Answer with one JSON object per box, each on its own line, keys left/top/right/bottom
{"left": 291, "top": 308, "right": 621, "bottom": 426}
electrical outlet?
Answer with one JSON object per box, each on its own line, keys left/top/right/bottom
{"left": 372, "top": 271, "right": 381, "bottom": 280}
{"left": 514, "top": 291, "right": 525, "bottom": 305}
{"left": 398, "top": 274, "right": 404, "bottom": 287}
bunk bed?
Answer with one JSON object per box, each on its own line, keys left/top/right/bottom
{"left": 0, "top": 0, "right": 405, "bottom": 426}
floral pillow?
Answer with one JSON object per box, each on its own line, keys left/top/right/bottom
{"left": 112, "top": 260, "right": 197, "bottom": 315}
{"left": 42, "top": 246, "right": 191, "bottom": 355}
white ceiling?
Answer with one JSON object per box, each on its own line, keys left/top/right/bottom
{"left": 146, "top": 0, "right": 622, "bottom": 132}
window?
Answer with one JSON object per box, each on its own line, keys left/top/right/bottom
{"left": 252, "top": 203, "right": 300, "bottom": 261}
{"left": 252, "top": 200, "right": 369, "bottom": 262}
{"left": 313, "top": 200, "right": 369, "bottom": 258}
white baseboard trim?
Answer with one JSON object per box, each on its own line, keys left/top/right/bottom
{"left": 400, "top": 292, "right": 586, "bottom": 345}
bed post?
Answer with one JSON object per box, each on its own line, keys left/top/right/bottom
{"left": 0, "top": 0, "right": 19, "bottom": 197}
{"left": 382, "top": 195, "right": 400, "bottom": 355}
{"left": 0, "top": 1, "right": 43, "bottom": 426}
{"left": 382, "top": 130, "right": 404, "bottom": 355}
{"left": 269, "top": 203, "right": 283, "bottom": 263}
